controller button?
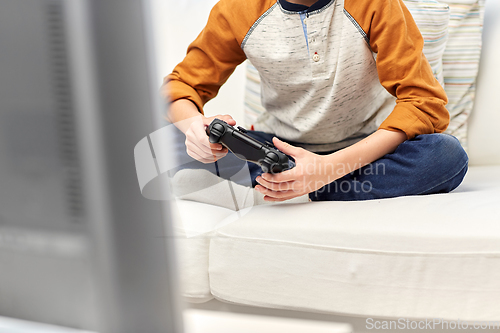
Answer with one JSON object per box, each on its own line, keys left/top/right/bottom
{"left": 237, "top": 126, "right": 247, "bottom": 133}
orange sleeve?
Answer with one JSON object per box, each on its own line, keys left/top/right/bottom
{"left": 345, "top": 0, "right": 449, "bottom": 139}
{"left": 163, "top": 0, "right": 274, "bottom": 114}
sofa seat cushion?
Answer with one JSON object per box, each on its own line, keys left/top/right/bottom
{"left": 171, "top": 190, "right": 308, "bottom": 303}
{"left": 207, "top": 165, "right": 500, "bottom": 320}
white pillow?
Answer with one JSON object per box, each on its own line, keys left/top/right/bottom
{"left": 404, "top": 0, "right": 451, "bottom": 87}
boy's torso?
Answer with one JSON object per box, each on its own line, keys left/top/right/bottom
{"left": 238, "top": 0, "right": 395, "bottom": 151}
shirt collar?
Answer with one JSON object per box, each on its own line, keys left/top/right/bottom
{"left": 278, "top": 0, "right": 331, "bottom": 13}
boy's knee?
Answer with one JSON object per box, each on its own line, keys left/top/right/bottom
{"left": 416, "top": 133, "right": 468, "bottom": 172}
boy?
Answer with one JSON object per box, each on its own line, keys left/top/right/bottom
{"left": 164, "top": 0, "right": 468, "bottom": 202}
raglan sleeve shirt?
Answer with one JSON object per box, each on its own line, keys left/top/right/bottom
{"left": 164, "top": 0, "right": 449, "bottom": 141}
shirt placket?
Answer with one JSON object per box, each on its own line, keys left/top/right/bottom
{"left": 304, "top": 14, "right": 323, "bottom": 77}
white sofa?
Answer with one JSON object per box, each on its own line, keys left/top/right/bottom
{"left": 166, "top": 0, "right": 500, "bottom": 331}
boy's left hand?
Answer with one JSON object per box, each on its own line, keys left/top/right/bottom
{"left": 255, "top": 137, "right": 335, "bottom": 202}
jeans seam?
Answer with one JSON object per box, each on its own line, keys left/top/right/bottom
{"left": 415, "top": 158, "right": 469, "bottom": 195}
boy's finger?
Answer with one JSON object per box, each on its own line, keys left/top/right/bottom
{"left": 261, "top": 168, "right": 296, "bottom": 183}
{"left": 256, "top": 176, "right": 295, "bottom": 191}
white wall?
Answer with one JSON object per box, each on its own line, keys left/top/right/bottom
{"left": 149, "top": 0, "right": 246, "bottom": 125}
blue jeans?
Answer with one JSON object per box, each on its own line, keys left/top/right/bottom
{"left": 170, "top": 126, "right": 468, "bottom": 201}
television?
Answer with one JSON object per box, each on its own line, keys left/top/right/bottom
{"left": 0, "top": 0, "right": 183, "bottom": 332}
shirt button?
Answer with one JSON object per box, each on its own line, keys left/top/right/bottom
{"left": 312, "top": 53, "right": 320, "bottom": 62}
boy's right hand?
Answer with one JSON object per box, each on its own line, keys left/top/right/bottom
{"left": 184, "top": 114, "right": 236, "bottom": 163}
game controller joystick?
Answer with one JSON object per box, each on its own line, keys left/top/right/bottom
{"left": 205, "top": 119, "right": 291, "bottom": 173}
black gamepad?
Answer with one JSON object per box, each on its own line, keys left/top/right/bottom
{"left": 205, "top": 119, "right": 292, "bottom": 173}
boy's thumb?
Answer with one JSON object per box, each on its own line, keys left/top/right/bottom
{"left": 272, "top": 137, "right": 300, "bottom": 157}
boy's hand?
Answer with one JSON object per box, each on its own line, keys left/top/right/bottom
{"left": 255, "top": 137, "right": 336, "bottom": 201}
{"left": 184, "top": 114, "right": 236, "bottom": 163}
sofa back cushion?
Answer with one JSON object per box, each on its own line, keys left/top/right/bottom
{"left": 467, "top": 0, "right": 500, "bottom": 166}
